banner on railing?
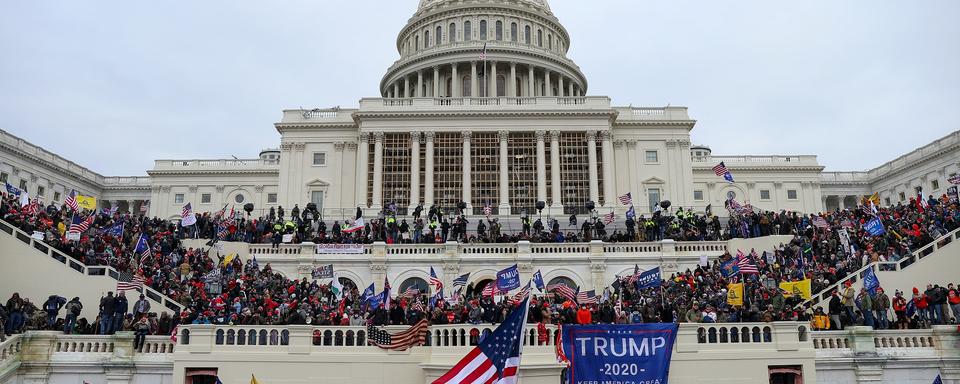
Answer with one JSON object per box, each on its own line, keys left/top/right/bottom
{"left": 562, "top": 323, "right": 678, "bottom": 384}
{"left": 315, "top": 244, "right": 365, "bottom": 254}
{"left": 282, "top": 234, "right": 294, "bottom": 243}
{"left": 31, "top": 231, "right": 44, "bottom": 240}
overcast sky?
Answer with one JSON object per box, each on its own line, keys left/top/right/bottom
{"left": 1, "top": 0, "right": 957, "bottom": 176}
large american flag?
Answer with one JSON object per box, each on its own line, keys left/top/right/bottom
{"left": 736, "top": 250, "right": 760, "bottom": 274}
{"left": 712, "top": 162, "right": 729, "bottom": 176}
{"left": 626, "top": 264, "right": 641, "bottom": 284}
{"left": 433, "top": 297, "right": 529, "bottom": 384}
{"left": 429, "top": 267, "right": 444, "bottom": 291}
{"left": 576, "top": 290, "right": 598, "bottom": 305}
{"left": 403, "top": 287, "right": 421, "bottom": 298}
{"left": 368, "top": 318, "right": 429, "bottom": 351}
{"left": 117, "top": 271, "right": 146, "bottom": 292}
{"left": 68, "top": 214, "right": 94, "bottom": 234}
{"left": 482, "top": 281, "right": 498, "bottom": 297}
{"left": 64, "top": 190, "right": 79, "bottom": 211}
{"left": 547, "top": 283, "right": 577, "bottom": 303}
{"left": 602, "top": 211, "right": 615, "bottom": 225}
{"left": 23, "top": 199, "right": 41, "bottom": 216}
{"left": 509, "top": 283, "right": 531, "bottom": 306}
{"left": 618, "top": 192, "right": 633, "bottom": 206}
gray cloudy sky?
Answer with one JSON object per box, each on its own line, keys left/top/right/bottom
{"left": 1, "top": 1, "right": 957, "bottom": 176}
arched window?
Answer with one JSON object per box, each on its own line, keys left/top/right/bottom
{"left": 424, "top": 30, "right": 430, "bottom": 48}
{"left": 436, "top": 26, "right": 442, "bottom": 45}
{"left": 537, "top": 29, "right": 543, "bottom": 47}
{"left": 415, "top": 35, "right": 420, "bottom": 51}
{"left": 480, "top": 20, "right": 487, "bottom": 40}
{"left": 462, "top": 75, "right": 472, "bottom": 97}
{"left": 547, "top": 276, "right": 578, "bottom": 291}
{"left": 464, "top": 21, "right": 472, "bottom": 41}
{"left": 510, "top": 23, "right": 518, "bottom": 42}
{"left": 496, "top": 75, "right": 506, "bottom": 97}
{"left": 400, "top": 277, "right": 429, "bottom": 296}
{"left": 548, "top": 34, "right": 552, "bottom": 50}
{"left": 495, "top": 21, "right": 503, "bottom": 41}
{"left": 449, "top": 23, "right": 456, "bottom": 42}
{"left": 524, "top": 26, "right": 531, "bottom": 44}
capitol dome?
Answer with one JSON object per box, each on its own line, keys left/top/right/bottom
{"left": 381, "top": 0, "right": 586, "bottom": 99}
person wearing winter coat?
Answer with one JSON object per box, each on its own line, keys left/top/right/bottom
{"left": 873, "top": 288, "right": 891, "bottom": 329}
{"left": 63, "top": 297, "right": 83, "bottom": 334}
{"left": 576, "top": 305, "right": 592, "bottom": 325}
{"left": 42, "top": 295, "right": 66, "bottom": 330}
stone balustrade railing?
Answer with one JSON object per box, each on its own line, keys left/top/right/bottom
{"left": 152, "top": 159, "right": 280, "bottom": 170}
{"left": 812, "top": 326, "right": 959, "bottom": 359}
{"left": 692, "top": 155, "right": 821, "bottom": 167}
{"left": 358, "top": 96, "right": 611, "bottom": 111}
{"left": 0, "top": 334, "right": 22, "bottom": 369}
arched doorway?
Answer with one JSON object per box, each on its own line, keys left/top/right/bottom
{"left": 338, "top": 277, "right": 358, "bottom": 297}
{"left": 468, "top": 278, "right": 495, "bottom": 298}
{"left": 547, "top": 276, "right": 578, "bottom": 290}
{"left": 399, "top": 277, "right": 429, "bottom": 297}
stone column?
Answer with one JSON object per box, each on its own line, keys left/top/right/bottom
{"left": 550, "top": 130, "right": 562, "bottom": 209}
{"left": 471, "top": 61, "right": 479, "bottom": 97}
{"left": 127, "top": 200, "right": 136, "bottom": 213}
{"left": 404, "top": 76, "right": 411, "bottom": 98}
{"left": 601, "top": 131, "right": 615, "bottom": 207}
{"left": 558, "top": 76, "right": 565, "bottom": 97}
{"left": 410, "top": 132, "right": 422, "bottom": 211}
{"left": 528, "top": 66, "right": 535, "bottom": 97}
{"left": 587, "top": 130, "right": 599, "bottom": 205}
{"left": 498, "top": 130, "right": 510, "bottom": 214}
{"left": 509, "top": 62, "right": 517, "bottom": 97}
{"left": 536, "top": 130, "right": 547, "bottom": 204}
{"left": 544, "top": 71, "right": 552, "bottom": 96}
{"left": 568, "top": 82, "right": 574, "bottom": 98}
{"left": 356, "top": 133, "right": 369, "bottom": 208}
{"left": 490, "top": 61, "right": 498, "bottom": 97}
{"left": 372, "top": 132, "right": 385, "bottom": 209}
{"left": 433, "top": 66, "right": 440, "bottom": 97}
{"left": 462, "top": 131, "right": 472, "bottom": 209}
{"left": 393, "top": 83, "right": 399, "bottom": 98}
{"left": 425, "top": 132, "right": 435, "bottom": 205}
{"left": 417, "top": 70, "right": 424, "bottom": 97}
{"left": 451, "top": 63, "right": 459, "bottom": 97}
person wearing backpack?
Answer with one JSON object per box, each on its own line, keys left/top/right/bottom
{"left": 63, "top": 297, "right": 83, "bottom": 334}
{"left": 43, "top": 295, "right": 66, "bottom": 330}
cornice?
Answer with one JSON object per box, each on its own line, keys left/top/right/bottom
{"left": 613, "top": 120, "right": 697, "bottom": 128}
{"left": 0, "top": 139, "right": 104, "bottom": 191}
{"left": 146, "top": 169, "right": 280, "bottom": 176}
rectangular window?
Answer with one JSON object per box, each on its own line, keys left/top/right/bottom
{"left": 884, "top": 197, "right": 891, "bottom": 206}
{"left": 201, "top": 193, "right": 212, "bottom": 204}
{"left": 0, "top": 172, "right": 7, "bottom": 183}
{"left": 19, "top": 179, "right": 27, "bottom": 191}
{"left": 899, "top": 192, "right": 906, "bottom": 202}
{"left": 647, "top": 188, "right": 661, "bottom": 212}
{"left": 54, "top": 191, "right": 61, "bottom": 202}
{"left": 787, "top": 189, "right": 798, "bottom": 200}
{"left": 693, "top": 190, "right": 704, "bottom": 201}
{"left": 931, "top": 179, "right": 939, "bottom": 190}
{"left": 645, "top": 150, "right": 659, "bottom": 163}
{"left": 312, "top": 152, "right": 327, "bottom": 166}
{"left": 760, "top": 190, "right": 771, "bottom": 200}
{"left": 174, "top": 194, "right": 184, "bottom": 204}
{"left": 311, "top": 191, "right": 325, "bottom": 213}
{"left": 37, "top": 186, "right": 45, "bottom": 197}
{"left": 267, "top": 193, "right": 278, "bottom": 204}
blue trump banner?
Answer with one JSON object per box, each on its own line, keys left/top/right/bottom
{"left": 635, "top": 267, "right": 662, "bottom": 290}
{"left": 863, "top": 266, "right": 880, "bottom": 295}
{"left": 497, "top": 264, "right": 521, "bottom": 291}
{"left": 563, "top": 323, "right": 678, "bottom": 384}
{"left": 864, "top": 218, "right": 885, "bottom": 236}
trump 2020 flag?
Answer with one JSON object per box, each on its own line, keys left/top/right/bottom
{"left": 497, "top": 264, "right": 521, "bottom": 292}
{"left": 532, "top": 270, "right": 545, "bottom": 291}
{"left": 562, "top": 323, "right": 678, "bottom": 384}
{"left": 635, "top": 267, "right": 662, "bottom": 290}
{"left": 863, "top": 266, "right": 880, "bottom": 296}
{"left": 864, "top": 217, "right": 885, "bottom": 236}
{"left": 433, "top": 296, "right": 530, "bottom": 384}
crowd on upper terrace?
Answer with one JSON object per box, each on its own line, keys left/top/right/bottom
{"left": 1, "top": 191, "right": 957, "bottom": 344}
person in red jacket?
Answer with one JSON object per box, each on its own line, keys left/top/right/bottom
{"left": 576, "top": 305, "right": 592, "bottom": 325}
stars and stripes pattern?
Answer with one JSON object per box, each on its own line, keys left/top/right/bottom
{"left": 64, "top": 190, "right": 79, "bottom": 211}
{"left": 602, "top": 211, "right": 615, "bottom": 225}
{"left": 617, "top": 192, "right": 633, "bottom": 206}
{"left": 547, "top": 283, "right": 577, "bottom": 303}
{"left": 482, "top": 281, "right": 498, "bottom": 297}
{"left": 736, "top": 250, "right": 760, "bottom": 274}
{"left": 216, "top": 222, "right": 229, "bottom": 240}
{"left": 433, "top": 297, "right": 529, "bottom": 384}
{"left": 134, "top": 233, "right": 151, "bottom": 265}
{"left": 483, "top": 203, "right": 493, "bottom": 218}
{"left": 403, "top": 287, "right": 421, "bottom": 298}
{"left": 949, "top": 175, "right": 960, "bottom": 185}
{"left": 429, "top": 266, "right": 444, "bottom": 291}
{"left": 626, "top": 264, "right": 641, "bottom": 284}
{"left": 23, "top": 199, "right": 41, "bottom": 216}
{"left": 713, "top": 162, "right": 734, "bottom": 182}
{"left": 576, "top": 290, "right": 598, "bottom": 305}
{"left": 452, "top": 273, "right": 470, "bottom": 288}
{"left": 68, "top": 214, "right": 94, "bottom": 234}
{"left": 368, "top": 318, "right": 429, "bottom": 351}
{"left": 117, "top": 271, "right": 146, "bottom": 292}
{"left": 812, "top": 216, "right": 830, "bottom": 229}
{"left": 509, "top": 282, "right": 531, "bottom": 306}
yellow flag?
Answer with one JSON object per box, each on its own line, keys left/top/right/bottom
{"left": 222, "top": 253, "right": 237, "bottom": 266}
{"left": 250, "top": 374, "right": 260, "bottom": 384}
{"left": 863, "top": 192, "right": 880, "bottom": 207}
{"left": 75, "top": 195, "right": 97, "bottom": 210}
{"left": 779, "top": 279, "right": 812, "bottom": 300}
{"left": 727, "top": 283, "right": 743, "bottom": 306}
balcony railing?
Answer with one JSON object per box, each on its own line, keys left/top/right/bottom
{"left": 358, "top": 96, "right": 612, "bottom": 111}
{"left": 152, "top": 158, "right": 280, "bottom": 171}
{"left": 692, "top": 155, "right": 820, "bottom": 167}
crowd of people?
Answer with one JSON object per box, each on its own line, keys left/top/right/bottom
{"left": 2, "top": 190, "right": 958, "bottom": 346}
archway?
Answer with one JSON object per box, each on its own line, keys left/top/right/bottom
{"left": 468, "top": 278, "right": 495, "bottom": 298}
{"left": 399, "top": 277, "right": 429, "bottom": 297}
{"left": 547, "top": 276, "right": 578, "bottom": 291}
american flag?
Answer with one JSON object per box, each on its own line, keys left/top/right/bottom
{"left": 547, "top": 283, "right": 577, "bottom": 303}
{"left": 736, "top": 250, "right": 760, "bottom": 274}
{"left": 216, "top": 222, "right": 229, "bottom": 240}
{"left": 403, "top": 287, "right": 421, "bottom": 298}
{"left": 429, "top": 266, "right": 444, "bottom": 291}
{"left": 626, "top": 264, "right": 641, "bottom": 284}
{"left": 949, "top": 175, "right": 960, "bottom": 185}
{"left": 509, "top": 282, "right": 531, "bottom": 305}
{"left": 576, "top": 290, "right": 598, "bottom": 305}
{"left": 367, "top": 318, "right": 429, "bottom": 351}
{"left": 23, "top": 199, "right": 41, "bottom": 216}
{"left": 116, "top": 271, "right": 146, "bottom": 292}
{"left": 618, "top": 192, "right": 633, "bottom": 206}
{"left": 713, "top": 162, "right": 734, "bottom": 182}
{"left": 933, "top": 374, "right": 943, "bottom": 384}
{"left": 64, "top": 190, "right": 79, "bottom": 211}
{"left": 812, "top": 216, "right": 830, "bottom": 229}
{"left": 139, "top": 202, "right": 148, "bottom": 213}
{"left": 68, "top": 214, "right": 94, "bottom": 234}
{"left": 134, "top": 233, "right": 151, "bottom": 265}
{"left": 181, "top": 203, "right": 196, "bottom": 226}
{"left": 483, "top": 203, "right": 493, "bottom": 218}
{"left": 433, "top": 297, "right": 529, "bottom": 384}
{"left": 482, "top": 281, "right": 498, "bottom": 297}
{"left": 479, "top": 43, "right": 487, "bottom": 60}
{"left": 602, "top": 211, "right": 615, "bottom": 225}
{"left": 452, "top": 273, "right": 470, "bottom": 288}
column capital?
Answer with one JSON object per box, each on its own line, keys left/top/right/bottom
{"left": 535, "top": 130, "right": 547, "bottom": 141}
{"left": 585, "top": 130, "right": 597, "bottom": 141}
{"left": 373, "top": 131, "right": 385, "bottom": 143}
{"left": 334, "top": 142, "right": 346, "bottom": 152}
{"left": 359, "top": 132, "right": 370, "bottom": 143}
{"left": 461, "top": 130, "right": 472, "bottom": 141}
{"left": 424, "top": 131, "right": 436, "bottom": 142}
{"left": 498, "top": 130, "right": 510, "bottom": 141}
{"left": 600, "top": 131, "right": 613, "bottom": 141}
{"left": 550, "top": 130, "right": 561, "bottom": 140}
{"left": 410, "top": 131, "right": 423, "bottom": 144}
{"left": 346, "top": 142, "right": 358, "bottom": 151}
{"left": 613, "top": 140, "right": 624, "bottom": 149}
